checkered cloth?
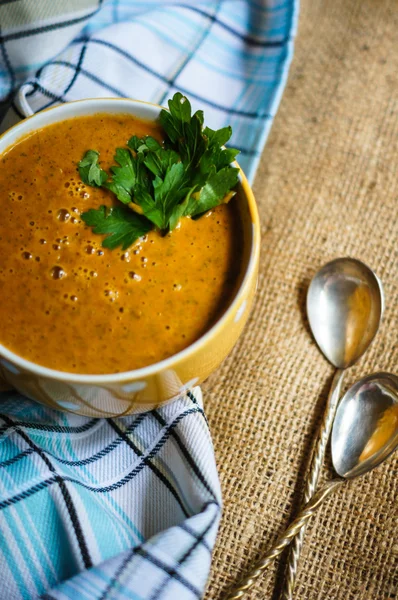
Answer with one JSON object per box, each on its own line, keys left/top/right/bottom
{"left": 0, "top": 1, "right": 298, "bottom": 599}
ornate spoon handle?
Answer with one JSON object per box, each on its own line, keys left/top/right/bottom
{"left": 225, "top": 479, "right": 344, "bottom": 600}
{"left": 281, "top": 368, "right": 345, "bottom": 599}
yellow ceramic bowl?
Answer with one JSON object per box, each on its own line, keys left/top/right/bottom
{"left": 0, "top": 99, "right": 260, "bottom": 416}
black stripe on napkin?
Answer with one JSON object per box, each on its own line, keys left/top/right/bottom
{"left": 0, "top": 5, "right": 101, "bottom": 43}
{"left": 98, "top": 546, "right": 137, "bottom": 600}
{"left": 100, "top": 538, "right": 205, "bottom": 600}
{"left": 179, "top": 522, "right": 212, "bottom": 553}
{"left": 25, "top": 80, "right": 66, "bottom": 102}
{"left": 0, "top": 414, "right": 147, "bottom": 469}
{"left": 71, "top": 37, "right": 272, "bottom": 119}
{"left": 27, "top": 60, "right": 126, "bottom": 102}
{"left": 55, "top": 413, "right": 146, "bottom": 466}
{"left": 187, "top": 391, "right": 198, "bottom": 405}
{"left": 0, "top": 447, "right": 34, "bottom": 468}
{"left": 150, "top": 504, "right": 219, "bottom": 600}
{"left": 100, "top": 501, "right": 218, "bottom": 600}
{"left": 152, "top": 409, "right": 218, "bottom": 502}
{"left": 158, "top": 1, "right": 221, "bottom": 106}
{"left": 0, "top": 416, "right": 98, "bottom": 434}
{"left": 187, "top": 390, "right": 210, "bottom": 427}
{"left": 180, "top": 4, "right": 288, "bottom": 48}
{"left": 108, "top": 418, "right": 191, "bottom": 518}
{"left": 0, "top": 413, "right": 98, "bottom": 435}
{"left": 135, "top": 547, "right": 202, "bottom": 598}
{"left": 0, "top": 407, "right": 202, "bottom": 508}
{"left": 0, "top": 476, "right": 58, "bottom": 509}
{"left": 33, "top": 40, "right": 89, "bottom": 111}
{"left": 0, "top": 415, "right": 93, "bottom": 569}
{"left": 60, "top": 40, "right": 88, "bottom": 98}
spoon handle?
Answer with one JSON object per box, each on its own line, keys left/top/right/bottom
{"left": 281, "top": 368, "right": 345, "bottom": 600}
{"left": 225, "top": 479, "right": 344, "bottom": 600}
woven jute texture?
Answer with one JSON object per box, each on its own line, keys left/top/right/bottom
{"left": 204, "top": 1, "right": 398, "bottom": 599}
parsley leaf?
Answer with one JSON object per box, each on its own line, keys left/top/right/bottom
{"left": 103, "top": 148, "right": 137, "bottom": 204}
{"left": 203, "top": 125, "right": 232, "bottom": 148}
{"left": 159, "top": 92, "right": 192, "bottom": 143}
{"left": 199, "top": 126, "right": 239, "bottom": 173}
{"left": 133, "top": 162, "right": 188, "bottom": 229}
{"left": 78, "top": 93, "right": 240, "bottom": 249}
{"left": 152, "top": 162, "right": 188, "bottom": 226}
{"left": 81, "top": 205, "right": 152, "bottom": 250}
{"left": 78, "top": 150, "right": 108, "bottom": 186}
{"left": 159, "top": 94, "right": 207, "bottom": 174}
{"left": 143, "top": 148, "right": 180, "bottom": 178}
{"left": 185, "top": 166, "right": 239, "bottom": 217}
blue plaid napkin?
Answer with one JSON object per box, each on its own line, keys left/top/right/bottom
{"left": 0, "top": 1, "right": 298, "bottom": 599}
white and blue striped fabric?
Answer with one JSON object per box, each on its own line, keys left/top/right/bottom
{"left": 0, "top": 1, "right": 298, "bottom": 599}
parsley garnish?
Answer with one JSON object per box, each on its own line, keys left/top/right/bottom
{"left": 81, "top": 206, "right": 152, "bottom": 251}
{"left": 79, "top": 93, "right": 239, "bottom": 250}
{"left": 78, "top": 150, "right": 108, "bottom": 187}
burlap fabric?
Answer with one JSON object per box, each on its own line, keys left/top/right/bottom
{"left": 204, "top": 1, "right": 398, "bottom": 598}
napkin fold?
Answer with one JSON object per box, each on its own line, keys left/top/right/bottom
{"left": 0, "top": 1, "right": 298, "bottom": 598}
{"left": 0, "top": 389, "right": 221, "bottom": 600}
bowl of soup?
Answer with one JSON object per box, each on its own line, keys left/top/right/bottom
{"left": 0, "top": 98, "right": 260, "bottom": 416}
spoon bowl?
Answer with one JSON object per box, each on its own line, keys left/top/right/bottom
{"left": 307, "top": 258, "right": 384, "bottom": 369}
{"left": 332, "top": 372, "right": 398, "bottom": 478}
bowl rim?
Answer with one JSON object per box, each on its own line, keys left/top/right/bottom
{"left": 0, "top": 97, "right": 260, "bottom": 383}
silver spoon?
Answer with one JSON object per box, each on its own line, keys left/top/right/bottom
{"left": 226, "top": 372, "right": 398, "bottom": 600}
{"left": 281, "top": 257, "right": 384, "bottom": 599}
{"left": 226, "top": 258, "right": 383, "bottom": 600}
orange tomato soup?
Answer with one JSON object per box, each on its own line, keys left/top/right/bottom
{"left": 0, "top": 115, "right": 243, "bottom": 374}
